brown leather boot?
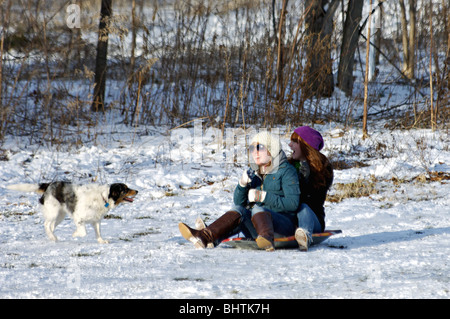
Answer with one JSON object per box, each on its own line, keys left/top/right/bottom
{"left": 179, "top": 211, "right": 241, "bottom": 249}
{"left": 251, "top": 211, "right": 275, "bottom": 251}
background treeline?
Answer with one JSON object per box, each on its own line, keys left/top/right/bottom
{"left": 0, "top": 0, "right": 448, "bottom": 145}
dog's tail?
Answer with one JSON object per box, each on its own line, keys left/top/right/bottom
{"left": 6, "top": 183, "right": 49, "bottom": 194}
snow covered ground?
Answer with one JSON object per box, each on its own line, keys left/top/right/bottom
{"left": 0, "top": 122, "right": 449, "bottom": 299}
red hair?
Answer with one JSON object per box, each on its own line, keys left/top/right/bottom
{"left": 289, "top": 132, "right": 333, "bottom": 190}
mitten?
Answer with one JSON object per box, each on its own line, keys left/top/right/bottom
{"left": 248, "top": 189, "right": 267, "bottom": 203}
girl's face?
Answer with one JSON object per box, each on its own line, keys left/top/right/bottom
{"left": 289, "top": 140, "right": 304, "bottom": 161}
{"left": 250, "top": 143, "right": 272, "bottom": 166}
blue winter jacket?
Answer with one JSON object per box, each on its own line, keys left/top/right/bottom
{"left": 233, "top": 151, "right": 300, "bottom": 214}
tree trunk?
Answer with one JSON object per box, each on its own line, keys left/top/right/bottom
{"left": 303, "top": 0, "right": 338, "bottom": 100}
{"left": 92, "top": 0, "right": 113, "bottom": 112}
{"left": 363, "top": 0, "right": 373, "bottom": 140}
{"left": 337, "top": 0, "right": 363, "bottom": 96}
{"left": 445, "top": 0, "right": 450, "bottom": 92}
{"left": 407, "top": 0, "right": 416, "bottom": 79}
{"left": 399, "top": 0, "right": 416, "bottom": 80}
{"left": 130, "top": 0, "right": 137, "bottom": 76}
{"left": 274, "top": 0, "right": 289, "bottom": 122}
{"left": 276, "top": 0, "right": 288, "bottom": 102}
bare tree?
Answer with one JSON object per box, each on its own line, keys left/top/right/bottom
{"left": 303, "top": 0, "right": 339, "bottom": 100}
{"left": 337, "top": 0, "right": 364, "bottom": 97}
{"left": 429, "top": 0, "right": 435, "bottom": 131}
{"left": 92, "top": 0, "right": 113, "bottom": 112}
{"left": 275, "top": 0, "right": 289, "bottom": 103}
{"left": 363, "top": 0, "right": 373, "bottom": 140}
{"left": 399, "top": 0, "right": 416, "bottom": 80}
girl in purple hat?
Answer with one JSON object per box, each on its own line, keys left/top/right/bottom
{"left": 288, "top": 126, "right": 333, "bottom": 251}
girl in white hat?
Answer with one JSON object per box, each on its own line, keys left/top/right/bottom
{"left": 179, "top": 131, "right": 300, "bottom": 251}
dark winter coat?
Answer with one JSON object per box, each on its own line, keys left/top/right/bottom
{"left": 294, "top": 160, "right": 333, "bottom": 231}
{"left": 234, "top": 151, "right": 300, "bottom": 214}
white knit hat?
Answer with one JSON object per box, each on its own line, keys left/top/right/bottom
{"left": 250, "top": 131, "right": 281, "bottom": 157}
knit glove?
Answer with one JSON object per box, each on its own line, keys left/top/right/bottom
{"left": 248, "top": 189, "right": 267, "bottom": 203}
{"left": 239, "top": 170, "right": 252, "bottom": 187}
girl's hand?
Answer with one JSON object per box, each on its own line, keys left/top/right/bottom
{"left": 239, "top": 170, "right": 252, "bottom": 187}
{"left": 248, "top": 189, "right": 266, "bottom": 203}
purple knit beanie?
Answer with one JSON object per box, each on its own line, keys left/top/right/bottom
{"left": 293, "top": 126, "right": 324, "bottom": 151}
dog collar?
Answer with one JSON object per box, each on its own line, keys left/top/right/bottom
{"left": 102, "top": 195, "right": 110, "bottom": 208}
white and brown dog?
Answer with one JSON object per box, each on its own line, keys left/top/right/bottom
{"left": 7, "top": 182, "right": 138, "bottom": 243}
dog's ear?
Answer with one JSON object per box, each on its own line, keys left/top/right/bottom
{"left": 108, "top": 183, "right": 127, "bottom": 201}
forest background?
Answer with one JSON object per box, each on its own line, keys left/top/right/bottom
{"left": 0, "top": 0, "right": 448, "bottom": 147}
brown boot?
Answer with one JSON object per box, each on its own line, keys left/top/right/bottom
{"left": 179, "top": 211, "right": 241, "bottom": 249}
{"left": 295, "top": 228, "right": 310, "bottom": 251}
{"left": 251, "top": 211, "right": 275, "bottom": 251}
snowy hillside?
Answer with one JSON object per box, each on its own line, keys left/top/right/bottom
{"left": 1, "top": 122, "right": 449, "bottom": 299}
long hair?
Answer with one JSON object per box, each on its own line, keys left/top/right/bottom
{"left": 289, "top": 132, "right": 333, "bottom": 190}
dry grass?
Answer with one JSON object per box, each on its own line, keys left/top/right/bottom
{"left": 327, "top": 176, "right": 379, "bottom": 203}
{"left": 327, "top": 172, "right": 450, "bottom": 203}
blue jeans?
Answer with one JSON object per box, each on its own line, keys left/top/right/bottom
{"left": 297, "top": 203, "right": 323, "bottom": 234}
{"left": 231, "top": 205, "right": 297, "bottom": 239}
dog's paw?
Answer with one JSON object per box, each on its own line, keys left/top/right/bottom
{"left": 97, "top": 238, "right": 109, "bottom": 244}
{"left": 72, "top": 230, "right": 87, "bottom": 238}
